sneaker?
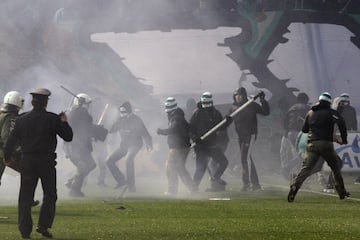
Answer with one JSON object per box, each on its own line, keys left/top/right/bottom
{"left": 36, "top": 227, "right": 53, "bottom": 238}
{"left": 339, "top": 191, "right": 351, "bottom": 200}
{"left": 287, "top": 185, "right": 299, "bottom": 203}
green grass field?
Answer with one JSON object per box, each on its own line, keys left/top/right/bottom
{"left": 1, "top": 173, "right": 359, "bottom": 240}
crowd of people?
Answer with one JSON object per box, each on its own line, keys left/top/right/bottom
{"left": 0, "top": 86, "right": 358, "bottom": 238}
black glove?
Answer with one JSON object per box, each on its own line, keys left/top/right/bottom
{"left": 225, "top": 115, "right": 233, "bottom": 124}
{"left": 259, "top": 91, "right": 265, "bottom": 100}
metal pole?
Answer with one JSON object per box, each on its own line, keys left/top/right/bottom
{"left": 191, "top": 93, "right": 261, "bottom": 148}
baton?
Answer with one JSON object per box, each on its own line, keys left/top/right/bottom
{"left": 97, "top": 104, "right": 109, "bottom": 125}
{"left": 60, "top": 85, "right": 80, "bottom": 100}
{"left": 191, "top": 92, "right": 262, "bottom": 148}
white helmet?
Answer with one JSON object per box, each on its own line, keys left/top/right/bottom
{"left": 3, "top": 91, "right": 24, "bottom": 109}
{"left": 73, "top": 93, "right": 92, "bottom": 107}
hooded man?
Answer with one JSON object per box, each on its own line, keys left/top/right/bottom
{"left": 230, "top": 87, "right": 269, "bottom": 191}
{"left": 157, "top": 97, "right": 197, "bottom": 196}
{"left": 106, "top": 101, "right": 152, "bottom": 192}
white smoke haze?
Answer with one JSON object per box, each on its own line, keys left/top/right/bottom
{"left": 1, "top": 1, "right": 360, "bottom": 204}
{"left": 92, "top": 27, "right": 242, "bottom": 95}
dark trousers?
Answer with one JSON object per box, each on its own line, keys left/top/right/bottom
{"left": 106, "top": 144, "right": 141, "bottom": 188}
{"left": 193, "top": 147, "right": 228, "bottom": 187}
{"left": 19, "top": 154, "right": 57, "bottom": 236}
{"left": 238, "top": 135, "right": 260, "bottom": 187}
{"left": 292, "top": 140, "right": 347, "bottom": 196}
{"left": 68, "top": 150, "right": 96, "bottom": 192}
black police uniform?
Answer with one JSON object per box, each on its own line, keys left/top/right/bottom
{"left": 4, "top": 91, "right": 73, "bottom": 238}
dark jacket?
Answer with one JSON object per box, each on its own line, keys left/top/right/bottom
{"left": 189, "top": 104, "right": 224, "bottom": 148}
{"left": 67, "top": 106, "right": 101, "bottom": 152}
{"left": 0, "top": 108, "right": 20, "bottom": 160}
{"left": 110, "top": 113, "right": 152, "bottom": 149}
{"left": 338, "top": 104, "right": 357, "bottom": 131}
{"left": 158, "top": 108, "right": 190, "bottom": 149}
{"left": 284, "top": 103, "right": 311, "bottom": 133}
{"left": 302, "top": 101, "right": 347, "bottom": 143}
{"left": 4, "top": 108, "right": 73, "bottom": 158}
{"left": 230, "top": 98, "right": 270, "bottom": 138}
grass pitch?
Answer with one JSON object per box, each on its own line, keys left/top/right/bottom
{"left": 0, "top": 174, "right": 359, "bottom": 240}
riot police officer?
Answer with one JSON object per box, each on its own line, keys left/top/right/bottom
{"left": 0, "top": 90, "right": 40, "bottom": 208}
{"left": 65, "top": 93, "right": 107, "bottom": 197}
{"left": 0, "top": 91, "right": 24, "bottom": 182}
